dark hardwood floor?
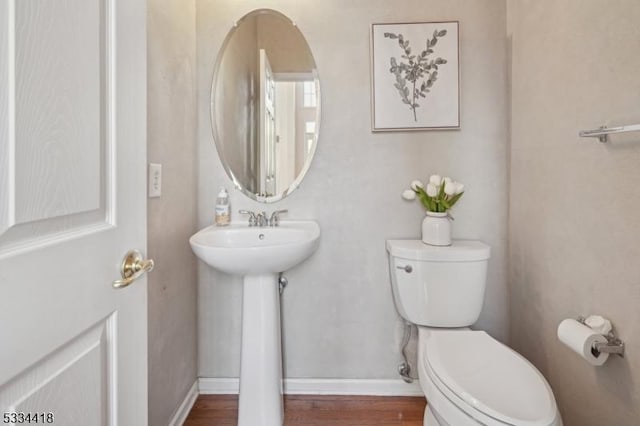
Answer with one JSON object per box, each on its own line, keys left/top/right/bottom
{"left": 184, "top": 395, "right": 426, "bottom": 426}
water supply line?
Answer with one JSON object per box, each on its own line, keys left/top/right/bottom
{"left": 398, "top": 321, "right": 418, "bottom": 383}
{"left": 278, "top": 273, "right": 288, "bottom": 294}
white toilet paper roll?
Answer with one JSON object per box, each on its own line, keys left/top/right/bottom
{"left": 557, "top": 319, "right": 609, "bottom": 366}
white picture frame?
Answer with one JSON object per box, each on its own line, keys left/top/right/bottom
{"left": 371, "top": 21, "right": 460, "bottom": 132}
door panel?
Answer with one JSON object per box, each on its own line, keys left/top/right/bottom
{"left": 1, "top": 315, "right": 116, "bottom": 425}
{"left": 0, "top": 0, "right": 147, "bottom": 424}
{"left": 14, "top": 0, "right": 103, "bottom": 224}
{"left": 0, "top": 0, "right": 115, "bottom": 257}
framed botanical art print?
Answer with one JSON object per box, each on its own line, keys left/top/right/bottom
{"left": 371, "top": 21, "right": 459, "bottom": 131}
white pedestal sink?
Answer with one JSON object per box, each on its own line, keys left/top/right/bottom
{"left": 190, "top": 221, "right": 321, "bottom": 426}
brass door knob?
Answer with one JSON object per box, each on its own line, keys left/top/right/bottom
{"left": 113, "top": 250, "right": 154, "bottom": 289}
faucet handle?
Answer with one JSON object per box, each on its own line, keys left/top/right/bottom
{"left": 239, "top": 209, "right": 257, "bottom": 226}
{"left": 268, "top": 209, "right": 288, "bottom": 226}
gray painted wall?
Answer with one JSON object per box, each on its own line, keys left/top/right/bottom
{"left": 196, "top": 0, "right": 509, "bottom": 379}
{"left": 508, "top": 1, "right": 640, "bottom": 424}
{"left": 147, "top": 0, "right": 198, "bottom": 424}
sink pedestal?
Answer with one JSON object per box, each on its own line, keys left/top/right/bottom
{"left": 238, "top": 273, "right": 283, "bottom": 426}
{"left": 189, "top": 221, "right": 321, "bottom": 426}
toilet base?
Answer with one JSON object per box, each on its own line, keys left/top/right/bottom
{"left": 424, "top": 405, "right": 444, "bottom": 426}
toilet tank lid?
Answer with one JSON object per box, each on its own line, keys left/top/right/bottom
{"left": 386, "top": 240, "right": 490, "bottom": 262}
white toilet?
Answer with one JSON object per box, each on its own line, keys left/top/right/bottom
{"left": 386, "top": 239, "right": 562, "bottom": 426}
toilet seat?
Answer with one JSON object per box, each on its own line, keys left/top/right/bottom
{"left": 423, "top": 330, "right": 559, "bottom": 426}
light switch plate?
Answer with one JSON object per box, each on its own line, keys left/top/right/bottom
{"left": 148, "top": 163, "right": 162, "bottom": 198}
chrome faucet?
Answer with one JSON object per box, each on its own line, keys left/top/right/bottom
{"left": 239, "top": 210, "right": 257, "bottom": 226}
{"left": 268, "top": 210, "right": 288, "bottom": 226}
{"left": 239, "top": 209, "right": 288, "bottom": 227}
{"left": 255, "top": 211, "right": 268, "bottom": 227}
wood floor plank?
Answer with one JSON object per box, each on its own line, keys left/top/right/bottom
{"left": 190, "top": 395, "right": 239, "bottom": 411}
{"left": 183, "top": 395, "right": 426, "bottom": 426}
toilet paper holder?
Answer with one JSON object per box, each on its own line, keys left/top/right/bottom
{"left": 577, "top": 316, "right": 625, "bottom": 358}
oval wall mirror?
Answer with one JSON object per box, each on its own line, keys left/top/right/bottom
{"left": 211, "top": 9, "right": 321, "bottom": 203}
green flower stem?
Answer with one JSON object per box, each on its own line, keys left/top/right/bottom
{"left": 413, "top": 187, "right": 464, "bottom": 213}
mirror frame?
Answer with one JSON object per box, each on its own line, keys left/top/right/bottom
{"left": 210, "top": 8, "right": 322, "bottom": 203}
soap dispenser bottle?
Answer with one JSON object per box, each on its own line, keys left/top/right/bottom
{"left": 215, "top": 188, "right": 230, "bottom": 226}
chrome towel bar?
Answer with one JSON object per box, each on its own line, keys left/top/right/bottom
{"left": 579, "top": 123, "right": 640, "bottom": 143}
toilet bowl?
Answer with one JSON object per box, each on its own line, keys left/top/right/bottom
{"left": 386, "top": 240, "right": 562, "bottom": 426}
{"left": 418, "top": 328, "right": 562, "bottom": 425}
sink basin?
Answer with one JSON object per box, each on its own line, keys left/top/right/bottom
{"left": 190, "top": 219, "right": 320, "bottom": 426}
{"left": 189, "top": 220, "right": 320, "bottom": 275}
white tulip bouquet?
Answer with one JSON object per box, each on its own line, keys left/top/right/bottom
{"left": 402, "top": 174, "right": 464, "bottom": 213}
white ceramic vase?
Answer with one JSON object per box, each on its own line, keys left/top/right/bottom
{"left": 422, "top": 211, "right": 451, "bottom": 246}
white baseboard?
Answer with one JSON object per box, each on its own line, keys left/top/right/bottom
{"left": 168, "top": 380, "right": 199, "bottom": 426}
{"left": 199, "top": 377, "right": 239, "bottom": 394}
{"left": 198, "top": 377, "right": 423, "bottom": 396}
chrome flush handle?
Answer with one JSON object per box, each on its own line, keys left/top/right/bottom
{"left": 397, "top": 265, "right": 412, "bottom": 273}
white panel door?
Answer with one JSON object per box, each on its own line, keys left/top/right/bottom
{"left": 259, "top": 49, "right": 276, "bottom": 197}
{"left": 0, "top": 0, "right": 147, "bottom": 425}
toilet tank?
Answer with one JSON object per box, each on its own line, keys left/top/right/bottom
{"left": 386, "top": 240, "right": 490, "bottom": 327}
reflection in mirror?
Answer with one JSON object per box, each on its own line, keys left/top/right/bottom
{"left": 211, "top": 9, "right": 320, "bottom": 203}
